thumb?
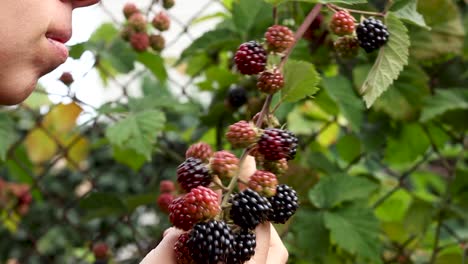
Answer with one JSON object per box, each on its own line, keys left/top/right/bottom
{"left": 140, "top": 228, "right": 183, "bottom": 264}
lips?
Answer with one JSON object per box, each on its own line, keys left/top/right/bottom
{"left": 45, "top": 31, "right": 72, "bottom": 65}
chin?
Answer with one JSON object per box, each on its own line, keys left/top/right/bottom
{"left": 0, "top": 79, "right": 38, "bottom": 106}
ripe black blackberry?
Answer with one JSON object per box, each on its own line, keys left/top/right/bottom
{"left": 187, "top": 220, "right": 234, "bottom": 264}
{"left": 230, "top": 188, "right": 272, "bottom": 230}
{"left": 234, "top": 41, "right": 267, "bottom": 75}
{"left": 268, "top": 184, "right": 299, "bottom": 224}
{"left": 226, "top": 86, "right": 248, "bottom": 108}
{"left": 356, "top": 17, "right": 389, "bottom": 53}
{"left": 227, "top": 229, "right": 256, "bottom": 264}
{"left": 177, "top": 157, "right": 212, "bottom": 192}
{"left": 257, "top": 128, "right": 298, "bottom": 161}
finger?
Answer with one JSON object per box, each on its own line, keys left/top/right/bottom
{"left": 140, "top": 228, "right": 183, "bottom": 264}
{"left": 239, "top": 155, "right": 256, "bottom": 190}
{"left": 266, "top": 224, "right": 289, "bottom": 264}
{"left": 245, "top": 222, "right": 271, "bottom": 264}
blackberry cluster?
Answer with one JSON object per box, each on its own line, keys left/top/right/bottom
{"left": 167, "top": 24, "right": 303, "bottom": 264}
{"left": 234, "top": 41, "right": 267, "bottom": 75}
{"left": 230, "top": 189, "right": 272, "bottom": 230}
{"left": 120, "top": 2, "right": 172, "bottom": 52}
{"left": 187, "top": 220, "right": 234, "bottom": 264}
{"left": 334, "top": 35, "right": 360, "bottom": 59}
{"left": 356, "top": 17, "right": 389, "bottom": 53}
{"left": 177, "top": 157, "right": 212, "bottom": 192}
{"left": 268, "top": 185, "right": 299, "bottom": 224}
{"left": 257, "top": 128, "right": 298, "bottom": 161}
{"left": 329, "top": 11, "right": 355, "bottom": 36}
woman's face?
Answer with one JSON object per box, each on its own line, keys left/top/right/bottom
{"left": 0, "top": 0, "right": 100, "bottom": 105}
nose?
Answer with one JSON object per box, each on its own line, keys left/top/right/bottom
{"left": 72, "top": 0, "right": 100, "bottom": 8}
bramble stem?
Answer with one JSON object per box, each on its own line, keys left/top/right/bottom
{"left": 279, "top": 4, "right": 323, "bottom": 71}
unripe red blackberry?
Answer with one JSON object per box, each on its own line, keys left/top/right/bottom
{"left": 226, "top": 121, "right": 259, "bottom": 149}
{"left": 128, "top": 13, "right": 147, "bottom": 33}
{"left": 268, "top": 184, "right": 299, "bottom": 224}
{"left": 160, "top": 180, "right": 175, "bottom": 193}
{"left": 152, "top": 12, "right": 170, "bottom": 31}
{"left": 265, "top": 25, "right": 295, "bottom": 53}
{"left": 130, "top": 32, "right": 150, "bottom": 52}
{"left": 356, "top": 17, "right": 390, "bottom": 53}
{"left": 185, "top": 142, "right": 213, "bottom": 163}
{"left": 157, "top": 192, "right": 175, "bottom": 213}
{"left": 168, "top": 186, "right": 220, "bottom": 231}
{"left": 92, "top": 242, "right": 109, "bottom": 260}
{"left": 257, "top": 128, "right": 298, "bottom": 161}
{"left": 329, "top": 11, "right": 356, "bottom": 36}
{"left": 59, "top": 72, "right": 74, "bottom": 86}
{"left": 248, "top": 170, "right": 278, "bottom": 197}
{"left": 123, "top": 2, "right": 139, "bottom": 19}
{"left": 226, "top": 86, "right": 248, "bottom": 109}
{"left": 177, "top": 157, "right": 212, "bottom": 192}
{"left": 209, "top": 150, "right": 239, "bottom": 179}
{"left": 262, "top": 158, "right": 288, "bottom": 177}
{"left": 174, "top": 233, "right": 196, "bottom": 264}
{"left": 149, "top": 34, "right": 165, "bottom": 52}
{"left": 163, "top": 0, "right": 175, "bottom": 9}
{"left": 257, "top": 68, "right": 284, "bottom": 94}
{"left": 187, "top": 220, "right": 234, "bottom": 264}
{"left": 227, "top": 229, "right": 256, "bottom": 264}
{"left": 334, "top": 35, "right": 360, "bottom": 59}
{"left": 230, "top": 188, "right": 272, "bottom": 230}
{"left": 120, "top": 25, "right": 135, "bottom": 42}
{"left": 234, "top": 41, "right": 267, "bottom": 75}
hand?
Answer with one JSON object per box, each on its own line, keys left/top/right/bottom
{"left": 140, "top": 156, "right": 289, "bottom": 264}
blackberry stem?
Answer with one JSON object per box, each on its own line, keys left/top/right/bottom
{"left": 328, "top": 4, "right": 385, "bottom": 17}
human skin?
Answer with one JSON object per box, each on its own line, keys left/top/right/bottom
{"left": 0, "top": 0, "right": 100, "bottom": 105}
{"left": 140, "top": 156, "right": 289, "bottom": 264}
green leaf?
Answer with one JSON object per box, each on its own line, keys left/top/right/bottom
{"left": 373, "top": 63, "right": 430, "bottom": 121}
{"left": 105, "top": 110, "right": 166, "bottom": 159}
{"left": 324, "top": 204, "right": 382, "bottom": 261}
{"left": 232, "top": 0, "right": 272, "bottom": 35}
{"left": 79, "top": 192, "right": 128, "bottom": 220}
{"left": 292, "top": 210, "right": 330, "bottom": 260}
{"left": 420, "top": 88, "right": 468, "bottom": 122}
{"left": 392, "top": 0, "right": 429, "bottom": 29}
{"left": 322, "top": 76, "right": 364, "bottom": 131}
{"left": 137, "top": 52, "right": 168, "bottom": 82}
{"left": 0, "top": 113, "right": 16, "bottom": 161}
{"left": 180, "top": 29, "right": 239, "bottom": 61}
{"left": 410, "top": 0, "right": 465, "bottom": 60}
{"left": 90, "top": 23, "right": 119, "bottom": 43}
{"left": 360, "top": 13, "right": 410, "bottom": 108}
{"left": 112, "top": 146, "right": 147, "bottom": 171}
{"left": 309, "top": 174, "right": 378, "bottom": 208}
{"left": 68, "top": 43, "right": 87, "bottom": 59}
{"left": 336, "top": 134, "right": 362, "bottom": 163}
{"left": 281, "top": 60, "right": 320, "bottom": 103}
{"left": 124, "top": 193, "right": 158, "bottom": 213}
{"left": 306, "top": 151, "right": 343, "bottom": 174}
{"left": 384, "top": 123, "right": 430, "bottom": 164}
{"left": 300, "top": 0, "right": 367, "bottom": 3}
